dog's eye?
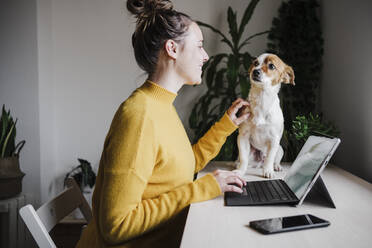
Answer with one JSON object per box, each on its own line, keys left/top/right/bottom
{"left": 268, "top": 64, "right": 276, "bottom": 70}
{"left": 254, "top": 61, "right": 259, "bottom": 67}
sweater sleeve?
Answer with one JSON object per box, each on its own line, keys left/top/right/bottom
{"left": 192, "top": 112, "right": 238, "bottom": 173}
{"left": 98, "top": 105, "right": 221, "bottom": 245}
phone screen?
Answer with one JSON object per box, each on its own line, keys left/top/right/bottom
{"left": 249, "top": 214, "right": 329, "bottom": 234}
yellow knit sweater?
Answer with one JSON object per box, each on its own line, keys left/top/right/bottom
{"left": 76, "top": 81, "right": 237, "bottom": 247}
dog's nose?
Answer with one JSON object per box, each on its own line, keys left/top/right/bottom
{"left": 253, "top": 69, "right": 261, "bottom": 77}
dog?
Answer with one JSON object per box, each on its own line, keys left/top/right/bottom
{"left": 235, "top": 53, "right": 295, "bottom": 178}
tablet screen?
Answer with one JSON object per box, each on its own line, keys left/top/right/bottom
{"left": 284, "top": 136, "right": 340, "bottom": 199}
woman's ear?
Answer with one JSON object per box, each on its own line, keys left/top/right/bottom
{"left": 164, "top": 39, "right": 178, "bottom": 60}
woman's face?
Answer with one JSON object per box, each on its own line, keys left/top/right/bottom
{"left": 175, "top": 22, "right": 209, "bottom": 85}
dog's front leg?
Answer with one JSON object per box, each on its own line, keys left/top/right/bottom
{"left": 235, "top": 132, "right": 250, "bottom": 176}
{"left": 262, "top": 138, "right": 280, "bottom": 178}
{"left": 274, "top": 145, "right": 284, "bottom": 172}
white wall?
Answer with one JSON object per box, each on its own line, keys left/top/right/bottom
{"left": 2, "top": 0, "right": 371, "bottom": 206}
{"left": 321, "top": 0, "right": 372, "bottom": 182}
{"left": 1, "top": 0, "right": 282, "bottom": 204}
{"left": 35, "top": 0, "right": 282, "bottom": 203}
{"left": 0, "top": 0, "right": 40, "bottom": 205}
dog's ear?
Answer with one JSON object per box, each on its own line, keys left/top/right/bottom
{"left": 282, "top": 66, "right": 295, "bottom": 85}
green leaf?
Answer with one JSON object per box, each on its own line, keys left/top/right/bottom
{"left": 13, "top": 140, "right": 26, "bottom": 156}
{"left": 5, "top": 120, "right": 16, "bottom": 156}
{"left": 0, "top": 106, "right": 9, "bottom": 147}
{"left": 239, "top": 74, "right": 250, "bottom": 99}
{"left": 214, "top": 68, "right": 227, "bottom": 91}
{"left": 196, "top": 21, "right": 234, "bottom": 50}
{"left": 226, "top": 54, "right": 239, "bottom": 87}
{"left": 241, "top": 52, "right": 254, "bottom": 71}
{"left": 238, "top": 0, "right": 260, "bottom": 41}
{"left": 1, "top": 119, "right": 16, "bottom": 157}
{"left": 238, "top": 30, "right": 269, "bottom": 51}
{"left": 201, "top": 58, "right": 211, "bottom": 78}
{"left": 227, "top": 7, "right": 238, "bottom": 47}
{"left": 219, "top": 98, "right": 229, "bottom": 114}
{"left": 205, "top": 54, "right": 227, "bottom": 88}
{"left": 66, "top": 158, "right": 97, "bottom": 189}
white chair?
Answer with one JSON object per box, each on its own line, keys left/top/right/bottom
{"left": 19, "top": 178, "right": 92, "bottom": 248}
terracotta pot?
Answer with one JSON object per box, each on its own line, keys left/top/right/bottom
{"left": 0, "top": 157, "right": 25, "bottom": 199}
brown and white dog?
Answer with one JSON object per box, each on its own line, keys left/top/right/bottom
{"left": 235, "top": 53, "right": 295, "bottom": 178}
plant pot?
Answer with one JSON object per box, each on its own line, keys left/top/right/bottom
{"left": 0, "top": 157, "right": 25, "bottom": 199}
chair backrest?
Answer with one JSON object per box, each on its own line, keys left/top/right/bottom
{"left": 19, "top": 178, "right": 92, "bottom": 248}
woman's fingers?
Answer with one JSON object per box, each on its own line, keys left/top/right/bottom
{"left": 232, "top": 101, "right": 249, "bottom": 116}
{"left": 225, "top": 175, "right": 243, "bottom": 188}
{"left": 235, "top": 112, "right": 250, "bottom": 125}
{"left": 213, "top": 169, "right": 247, "bottom": 193}
{"left": 228, "top": 99, "right": 248, "bottom": 115}
{"left": 226, "top": 98, "right": 250, "bottom": 126}
{"left": 224, "top": 184, "right": 243, "bottom": 194}
{"left": 233, "top": 172, "right": 247, "bottom": 186}
{"left": 231, "top": 98, "right": 243, "bottom": 107}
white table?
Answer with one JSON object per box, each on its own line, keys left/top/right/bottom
{"left": 181, "top": 162, "right": 372, "bottom": 248}
{"left": 0, "top": 194, "right": 26, "bottom": 248}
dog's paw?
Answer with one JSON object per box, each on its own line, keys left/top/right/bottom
{"left": 263, "top": 168, "right": 275, "bottom": 179}
{"left": 274, "top": 164, "right": 282, "bottom": 172}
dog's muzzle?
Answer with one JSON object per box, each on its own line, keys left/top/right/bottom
{"left": 252, "top": 69, "right": 262, "bottom": 82}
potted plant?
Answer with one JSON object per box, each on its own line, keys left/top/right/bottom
{"left": 0, "top": 105, "right": 26, "bottom": 199}
{"left": 64, "top": 158, "right": 96, "bottom": 219}
{"left": 64, "top": 158, "right": 96, "bottom": 193}
{"left": 286, "top": 113, "right": 340, "bottom": 159}
{"left": 189, "top": 0, "right": 268, "bottom": 161}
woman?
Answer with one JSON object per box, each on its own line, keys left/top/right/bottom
{"left": 76, "top": 0, "right": 249, "bottom": 247}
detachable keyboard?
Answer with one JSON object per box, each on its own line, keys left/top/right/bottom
{"left": 225, "top": 179, "right": 299, "bottom": 206}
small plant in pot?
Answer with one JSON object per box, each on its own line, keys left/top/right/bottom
{"left": 285, "top": 113, "right": 340, "bottom": 159}
{"left": 0, "top": 105, "right": 26, "bottom": 199}
{"left": 64, "top": 158, "right": 96, "bottom": 193}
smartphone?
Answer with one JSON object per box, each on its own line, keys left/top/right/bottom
{"left": 249, "top": 214, "right": 330, "bottom": 234}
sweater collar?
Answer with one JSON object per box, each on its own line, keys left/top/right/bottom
{"left": 140, "top": 80, "right": 177, "bottom": 104}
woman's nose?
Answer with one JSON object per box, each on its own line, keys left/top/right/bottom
{"left": 203, "top": 48, "right": 209, "bottom": 63}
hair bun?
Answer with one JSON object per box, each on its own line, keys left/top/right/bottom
{"left": 127, "top": 0, "right": 173, "bottom": 18}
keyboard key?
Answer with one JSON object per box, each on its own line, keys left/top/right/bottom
{"left": 247, "top": 182, "right": 259, "bottom": 202}
{"left": 253, "top": 182, "right": 267, "bottom": 202}
{"left": 271, "top": 180, "right": 289, "bottom": 200}
{"left": 242, "top": 187, "right": 248, "bottom": 196}
{"left": 266, "top": 181, "right": 280, "bottom": 200}
{"left": 260, "top": 181, "right": 274, "bottom": 201}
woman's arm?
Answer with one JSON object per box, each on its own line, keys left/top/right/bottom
{"left": 192, "top": 99, "right": 250, "bottom": 173}
{"left": 192, "top": 113, "right": 238, "bottom": 173}
{"left": 97, "top": 106, "right": 221, "bottom": 245}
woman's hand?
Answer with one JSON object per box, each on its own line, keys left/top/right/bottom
{"left": 212, "top": 169, "right": 246, "bottom": 193}
{"left": 227, "top": 98, "right": 250, "bottom": 126}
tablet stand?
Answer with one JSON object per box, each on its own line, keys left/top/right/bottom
{"left": 303, "top": 176, "right": 336, "bottom": 208}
